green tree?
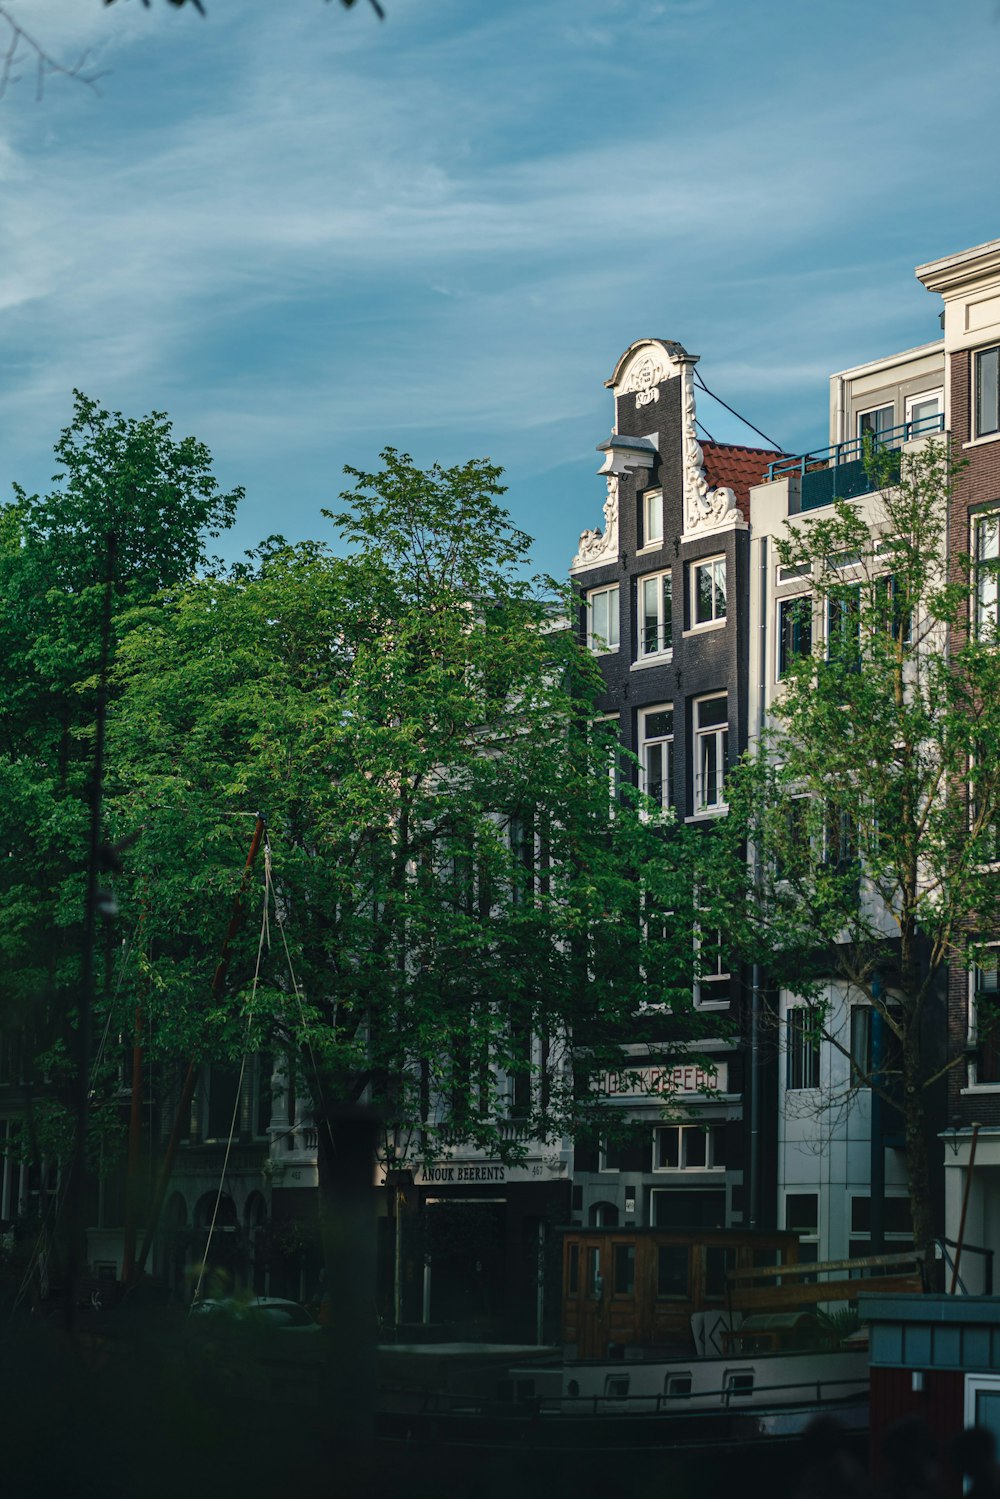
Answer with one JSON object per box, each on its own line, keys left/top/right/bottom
{"left": 108, "top": 451, "right": 717, "bottom": 1271}
{"left": 0, "top": 391, "right": 241, "bottom": 1237}
{"left": 719, "top": 440, "right": 1000, "bottom": 1256}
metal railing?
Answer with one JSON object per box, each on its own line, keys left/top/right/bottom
{"left": 765, "top": 415, "right": 945, "bottom": 511}
{"left": 936, "top": 1236, "right": 995, "bottom": 1296}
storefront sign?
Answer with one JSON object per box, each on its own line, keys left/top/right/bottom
{"left": 600, "top": 1061, "right": 727, "bottom": 1098}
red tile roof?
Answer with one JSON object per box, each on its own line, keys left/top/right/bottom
{"left": 701, "top": 441, "right": 782, "bottom": 521}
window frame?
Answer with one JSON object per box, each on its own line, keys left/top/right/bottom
{"left": 973, "top": 511, "right": 1000, "bottom": 641}
{"left": 968, "top": 952, "right": 1000, "bottom": 1091}
{"left": 786, "top": 1006, "right": 820, "bottom": 1091}
{"left": 776, "top": 593, "right": 813, "bottom": 680}
{"left": 690, "top": 555, "right": 728, "bottom": 630}
{"left": 693, "top": 694, "right": 729, "bottom": 813}
{"left": 856, "top": 403, "right": 894, "bottom": 443}
{"left": 586, "top": 583, "right": 621, "bottom": 654}
{"left": 652, "top": 1123, "right": 723, "bottom": 1173}
{"left": 637, "top": 568, "right": 674, "bottom": 659}
{"left": 641, "top": 488, "right": 664, "bottom": 550}
{"left": 975, "top": 346, "right": 1000, "bottom": 440}
{"left": 904, "top": 388, "right": 943, "bottom": 439}
{"left": 638, "top": 704, "right": 674, "bottom": 813}
{"left": 693, "top": 924, "right": 731, "bottom": 1009}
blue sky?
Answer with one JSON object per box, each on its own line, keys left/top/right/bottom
{"left": 1, "top": 0, "right": 999, "bottom": 580}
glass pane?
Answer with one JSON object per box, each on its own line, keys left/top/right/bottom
{"left": 657, "top": 1245, "right": 689, "bottom": 1297}
{"left": 698, "top": 697, "right": 728, "bottom": 728}
{"left": 713, "top": 559, "right": 727, "bottom": 619}
{"left": 642, "top": 577, "right": 660, "bottom": 652}
{"left": 568, "top": 1243, "right": 579, "bottom": 1293}
{"left": 700, "top": 733, "right": 717, "bottom": 806}
{"left": 696, "top": 563, "right": 714, "bottom": 623}
{"left": 661, "top": 574, "right": 672, "bottom": 641}
{"left": 607, "top": 588, "right": 619, "bottom": 648}
{"left": 705, "top": 1246, "right": 733, "bottom": 1298}
{"left": 614, "top": 1244, "right": 636, "bottom": 1295}
{"left": 587, "top": 1247, "right": 602, "bottom": 1298}
{"left": 656, "top": 1126, "right": 680, "bottom": 1168}
{"left": 908, "top": 396, "right": 940, "bottom": 433}
{"left": 645, "top": 492, "right": 663, "bottom": 544}
{"left": 974, "top": 1389, "right": 1000, "bottom": 1449}
{"left": 859, "top": 405, "right": 894, "bottom": 439}
{"left": 787, "top": 1193, "right": 819, "bottom": 1232}
{"left": 645, "top": 708, "right": 672, "bottom": 740}
{"left": 644, "top": 744, "right": 663, "bottom": 806}
{"left": 684, "top": 1129, "right": 707, "bottom": 1168}
{"left": 978, "top": 349, "right": 1000, "bottom": 437}
{"left": 591, "top": 590, "right": 607, "bottom": 646}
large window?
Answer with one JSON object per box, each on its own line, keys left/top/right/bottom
{"left": 639, "top": 705, "right": 673, "bottom": 811}
{"left": 976, "top": 346, "right": 1000, "bottom": 439}
{"left": 971, "top": 960, "right": 1000, "bottom": 1086}
{"left": 642, "top": 489, "right": 663, "bottom": 548}
{"left": 692, "top": 556, "right": 727, "bottom": 626}
{"left": 694, "top": 696, "right": 728, "bottom": 811}
{"left": 905, "top": 389, "right": 942, "bottom": 438}
{"left": 974, "top": 512, "right": 1000, "bottom": 639}
{"left": 653, "top": 1124, "right": 723, "bottom": 1171}
{"left": 638, "top": 570, "right": 673, "bottom": 657}
{"left": 849, "top": 1005, "right": 872, "bottom": 1085}
{"left": 827, "top": 584, "right": 861, "bottom": 664}
{"left": 694, "top": 927, "right": 731, "bottom": 1007}
{"left": 587, "top": 584, "right": 620, "bottom": 652}
{"left": 848, "top": 1194, "right": 913, "bottom": 1266}
{"left": 777, "top": 596, "right": 812, "bottom": 678}
{"left": 858, "top": 404, "right": 894, "bottom": 443}
{"left": 786, "top": 1007, "right": 820, "bottom": 1090}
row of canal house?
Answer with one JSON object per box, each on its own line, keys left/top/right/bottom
{"left": 6, "top": 239, "right": 1000, "bottom": 1351}
{"left": 569, "top": 235, "right": 1000, "bottom": 1304}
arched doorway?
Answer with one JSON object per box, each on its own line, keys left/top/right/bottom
{"left": 193, "top": 1191, "right": 240, "bottom": 1298}
{"left": 589, "top": 1201, "right": 619, "bottom": 1227}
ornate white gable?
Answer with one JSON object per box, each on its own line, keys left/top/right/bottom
{"left": 679, "top": 359, "right": 744, "bottom": 540}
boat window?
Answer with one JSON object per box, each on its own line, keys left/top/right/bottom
{"left": 567, "top": 1243, "right": 579, "bottom": 1294}
{"left": 657, "top": 1244, "right": 689, "bottom": 1299}
{"left": 604, "top": 1375, "right": 630, "bottom": 1399}
{"left": 587, "top": 1247, "right": 603, "bottom": 1299}
{"left": 726, "top": 1371, "right": 754, "bottom": 1398}
{"left": 665, "top": 1374, "right": 692, "bottom": 1398}
{"left": 613, "top": 1244, "right": 635, "bottom": 1295}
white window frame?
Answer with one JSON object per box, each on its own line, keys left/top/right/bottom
{"left": 652, "top": 1123, "right": 723, "bottom": 1173}
{"left": 693, "top": 925, "right": 730, "bottom": 1010}
{"left": 974, "top": 346, "right": 1000, "bottom": 440}
{"left": 587, "top": 583, "right": 620, "bottom": 653}
{"left": 856, "top": 402, "right": 894, "bottom": 443}
{"left": 776, "top": 593, "right": 813, "bottom": 681}
{"left": 785, "top": 1007, "right": 820, "bottom": 1091}
{"left": 693, "top": 694, "right": 728, "bottom": 813}
{"left": 973, "top": 511, "right": 1000, "bottom": 640}
{"left": 637, "top": 569, "right": 673, "bottom": 659}
{"left": 641, "top": 488, "right": 664, "bottom": 550}
{"left": 638, "top": 704, "right": 673, "bottom": 813}
{"left": 904, "top": 387, "right": 943, "bottom": 439}
{"left": 690, "top": 556, "right": 727, "bottom": 630}
{"left": 966, "top": 950, "right": 1000, "bottom": 1093}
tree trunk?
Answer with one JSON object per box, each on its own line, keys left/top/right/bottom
{"left": 901, "top": 1072, "right": 937, "bottom": 1280}
{"left": 314, "top": 1105, "right": 380, "bottom": 1452}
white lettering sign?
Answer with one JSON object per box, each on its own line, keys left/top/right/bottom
{"left": 599, "top": 1061, "right": 727, "bottom": 1098}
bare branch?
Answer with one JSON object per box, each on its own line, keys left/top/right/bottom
{"left": 0, "top": 5, "right": 108, "bottom": 98}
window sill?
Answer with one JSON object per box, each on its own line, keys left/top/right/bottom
{"left": 590, "top": 645, "right": 621, "bottom": 657}
{"left": 685, "top": 807, "right": 728, "bottom": 823}
{"left": 960, "top": 1084, "right": 1000, "bottom": 1094}
{"left": 963, "top": 432, "right": 1000, "bottom": 450}
{"left": 693, "top": 1000, "right": 730, "bottom": 1012}
{"left": 631, "top": 650, "right": 673, "bottom": 670}
{"left": 683, "top": 619, "right": 727, "bottom": 638}
{"left": 651, "top": 1166, "right": 726, "bottom": 1175}
{"left": 637, "top": 542, "right": 665, "bottom": 556}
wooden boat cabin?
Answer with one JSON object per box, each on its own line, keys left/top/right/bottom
{"left": 562, "top": 1227, "right": 800, "bottom": 1359}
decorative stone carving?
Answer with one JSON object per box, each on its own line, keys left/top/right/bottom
{"left": 620, "top": 349, "right": 669, "bottom": 407}
{"left": 680, "top": 361, "right": 741, "bottom": 536}
{"left": 572, "top": 475, "right": 619, "bottom": 570}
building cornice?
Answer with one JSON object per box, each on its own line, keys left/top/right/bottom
{"left": 916, "top": 238, "right": 1000, "bottom": 295}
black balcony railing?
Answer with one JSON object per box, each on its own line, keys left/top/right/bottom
{"left": 766, "top": 414, "right": 945, "bottom": 512}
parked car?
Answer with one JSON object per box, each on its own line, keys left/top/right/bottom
{"left": 190, "top": 1295, "right": 321, "bottom": 1332}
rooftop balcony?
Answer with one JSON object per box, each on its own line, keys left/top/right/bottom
{"left": 766, "top": 414, "right": 945, "bottom": 512}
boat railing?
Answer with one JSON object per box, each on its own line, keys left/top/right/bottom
{"left": 401, "top": 1373, "right": 867, "bottom": 1421}
{"left": 726, "top": 1249, "right": 925, "bottom": 1310}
